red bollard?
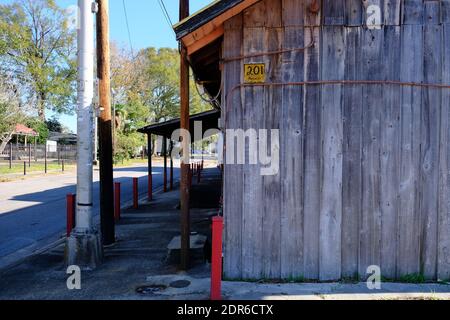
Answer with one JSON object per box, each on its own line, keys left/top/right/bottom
{"left": 66, "top": 194, "right": 76, "bottom": 237}
{"left": 133, "top": 177, "right": 138, "bottom": 209}
{"left": 211, "top": 216, "right": 224, "bottom": 300}
{"left": 114, "top": 182, "right": 121, "bottom": 221}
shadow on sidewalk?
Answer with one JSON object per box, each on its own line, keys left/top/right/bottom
{"left": 0, "top": 167, "right": 221, "bottom": 300}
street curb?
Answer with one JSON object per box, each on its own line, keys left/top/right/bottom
{"left": 0, "top": 180, "right": 179, "bottom": 275}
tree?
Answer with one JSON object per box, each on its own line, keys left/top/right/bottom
{"left": 109, "top": 45, "right": 213, "bottom": 161}
{"left": 45, "top": 116, "right": 63, "bottom": 133}
{"left": 26, "top": 117, "right": 48, "bottom": 144}
{"left": 0, "top": 0, "right": 77, "bottom": 120}
{"left": 0, "top": 73, "right": 26, "bottom": 153}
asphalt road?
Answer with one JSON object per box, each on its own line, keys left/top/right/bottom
{"left": 0, "top": 164, "right": 180, "bottom": 263}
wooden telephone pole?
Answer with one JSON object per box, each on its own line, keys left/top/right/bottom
{"left": 179, "top": 0, "right": 190, "bottom": 270}
{"left": 96, "top": 0, "right": 115, "bottom": 245}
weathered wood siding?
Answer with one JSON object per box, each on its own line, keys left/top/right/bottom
{"left": 222, "top": 0, "right": 450, "bottom": 281}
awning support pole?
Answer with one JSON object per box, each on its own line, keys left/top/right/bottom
{"left": 179, "top": 0, "right": 190, "bottom": 271}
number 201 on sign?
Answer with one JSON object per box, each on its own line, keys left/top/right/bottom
{"left": 244, "top": 63, "right": 266, "bottom": 83}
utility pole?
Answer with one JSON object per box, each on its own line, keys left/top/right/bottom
{"left": 66, "top": 0, "right": 102, "bottom": 269}
{"left": 96, "top": 0, "right": 115, "bottom": 245}
{"left": 179, "top": 0, "right": 190, "bottom": 271}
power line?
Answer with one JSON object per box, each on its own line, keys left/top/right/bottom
{"left": 158, "top": 0, "right": 174, "bottom": 34}
{"left": 122, "top": 0, "right": 134, "bottom": 57}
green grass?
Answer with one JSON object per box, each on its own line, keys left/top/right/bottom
{"left": 113, "top": 158, "right": 150, "bottom": 167}
{"left": 397, "top": 273, "right": 426, "bottom": 284}
{"left": 0, "top": 163, "right": 74, "bottom": 175}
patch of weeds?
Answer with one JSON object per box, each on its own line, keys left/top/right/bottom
{"left": 285, "top": 276, "right": 306, "bottom": 283}
{"left": 223, "top": 277, "right": 260, "bottom": 283}
{"left": 398, "top": 273, "right": 426, "bottom": 283}
{"left": 381, "top": 276, "right": 395, "bottom": 283}
{"left": 341, "top": 273, "right": 360, "bottom": 284}
{"left": 224, "top": 276, "right": 308, "bottom": 284}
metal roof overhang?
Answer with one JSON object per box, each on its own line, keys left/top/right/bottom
{"left": 137, "top": 110, "right": 221, "bottom": 141}
{"left": 174, "top": 0, "right": 261, "bottom": 55}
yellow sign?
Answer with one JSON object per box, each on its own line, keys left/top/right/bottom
{"left": 244, "top": 63, "right": 266, "bottom": 83}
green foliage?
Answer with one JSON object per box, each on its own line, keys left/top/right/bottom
{"left": 0, "top": 0, "right": 77, "bottom": 120}
{"left": 111, "top": 45, "right": 214, "bottom": 161}
{"left": 45, "top": 116, "right": 63, "bottom": 133}
{"left": 114, "top": 131, "right": 144, "bottom": 163}
{"left": 26, "top": 118, "right": 49, "bottom": 144}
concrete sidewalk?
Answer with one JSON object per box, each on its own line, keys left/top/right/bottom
{"left": 143, "top": 274, "right": 450, "bottom": 300}
{"left": 0, "top": 167, "right": 449, "bottom": 300}
{"left": 0, "top": 168, "right": 216, "bottom": 300}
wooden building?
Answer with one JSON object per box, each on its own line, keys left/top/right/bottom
{"left": 175, "top": 0, "right": 450, "bottom": 281}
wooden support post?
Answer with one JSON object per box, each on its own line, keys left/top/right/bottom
{"left": 148, "top": 134, "right": 153, "bottom": 201}
{"left": 97, "top": 0, "right": 115, "bottom": 245}
{"left": 163, "top": 137, "right": 168, "bottom": 193}
{"left": 179, "top": 0, "right": 190, "bottom": 271}
{"left": 133, "top": 177, "right": 138, "bottom": 209}
{"left": 23, "top": 161, "right": 26, "bottom": 175}
{"left": 114, "top": 182, "right": 121, "bottom": 221}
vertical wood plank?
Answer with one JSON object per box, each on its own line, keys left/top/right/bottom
{"left": 323, "top": 0, "right": 346, "bottom": 25}
{"left": 341, "top": 26, "right": 362, "bottom": 279}
{"left": 380, "top": 26, "right": 401, "bottom": 279}
{"left": 345, "top": 0, "right": 363, "bottom": 26}
{"left": 420, "top": 19, "right": 442, "bottom": 279}
{"left": 222, "top": 14, "right": 243, "bottom": 280}
{"left": 402, "top": 0, "right": 424, "bottom": 25}
{"left": 304, "top": 0, "right": 322, "bottom": 26}
{"left": 241, "top": 0, "right": 266, "bottom": 280}
{"left": 243, "top": 0, "right": 266, "bottom": 28}
{"left": 424, "top": 0, "right": 441, "bottom": 25}
{"left": 442, "top": 0, "right": 450, "bottom": 24}
{"left": 363, "top": 0, "right": 385, "bottom": 28}
{"left": 280, "top": 0, "right": 305, "bottom": 279}
{"left": 384, "top": 0, "right": 401, "bottom": 25}
{"left": 261, "top": 0, "right": 282, "bottom": 279}
{"left": 398, "top": 24, "right": 423, "bottom": 277}
{"left": 302, "top": 25, "right": 321, "bottom": 280}
{"left": 282, "top": 0, "right": 304, "bottom": 26}
{"left": 438, "top": 23, "right": 450, "bottom": 281}
{"left": 359, "top": 28, "right": 384, "bottom": 277}
{"left": 319, "top": 26, "right": 345, "bottom": 281}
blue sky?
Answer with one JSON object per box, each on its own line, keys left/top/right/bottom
{"left": 0, "top": 0, "right": 214, "bottom": 132}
